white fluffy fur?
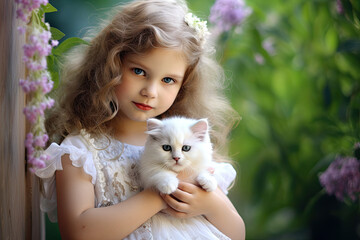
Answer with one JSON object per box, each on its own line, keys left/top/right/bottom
{"left": 139, "top": 116, "right": 217, "bottom": 194}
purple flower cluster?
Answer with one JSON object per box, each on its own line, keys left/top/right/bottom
{"left": 319, "top": 156, "right": 360, "bottom": 202}
{"left": 16, "top": 0, "right": 57, "bottom": 171}
{"left": 23, "top": 98, "right": 54, "bottom": 124}
{"left": 19, "top": 72, "right": 53, "bottom": 94}
{"left": 16, "top": 0, "right": 49, "bottom": 22}
{"left": 209, "top": 0, "right": 252, "bottom": 34}
{"left": 25, "top": 133, "right": 50, "bottom": 168}
{"left": 22, "top": 27, "right": 58, "bottom": 71}
{"left": 336, "top": 0, "right": 344, "bottom": 15}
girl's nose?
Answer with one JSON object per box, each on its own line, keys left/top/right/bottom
{"left": 140, "top": 81, "right": 157, "bottom": 98}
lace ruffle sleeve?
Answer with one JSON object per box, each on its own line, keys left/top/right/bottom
{"left": 212, "top": 162, "right": 237, "bottom": 195}
{"left": 35, "top": 134, "right": 96, "bottom": 222}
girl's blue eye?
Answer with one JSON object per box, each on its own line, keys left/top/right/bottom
{"left": 182, "top": 145, "right": 191, "bottom": 152}
{"left": 133, "top": 68, "right": 145, "bottom": 76}
{"left": 162, "top": 145, "right": 172, "bottom": 151}
{"left": 163, "top": 77, "right": 175, "bottom": 84}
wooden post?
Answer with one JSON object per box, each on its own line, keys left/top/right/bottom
{"left": 0, "top": 1, "right": 44, "bottom": 239}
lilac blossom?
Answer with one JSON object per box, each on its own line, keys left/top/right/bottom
{"left": 209, "top": 0, "right": 252, "bottom": 34}
{"left": 16, "top": 0, "right": 55, "bottom": 171}
{"left": 319, "top": 156, "right": 360, "bottom": 202}
{"left": 16, "top": 0, "right": 49, "bottom": 22}
{"left": 262, "top": 38, "right": 276, "bottom": 56}
{"left": 336, "top": 0, "right": 344, "bottom": 15}
{"left": 254, "top": 53, "right": 264, "bottom": 65}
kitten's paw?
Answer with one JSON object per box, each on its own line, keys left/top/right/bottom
{"left": 197, "top": 173, "right": 217, "bottom": 192}
{"left": 157, "top": 177, "right": 179, "bottom": 194}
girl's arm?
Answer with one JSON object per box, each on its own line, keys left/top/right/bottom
{"left": 56, "top": 154, "right": 165, "bottom": 240}
{"left": 162, "top": 182, "right": 245, "bottom": 240}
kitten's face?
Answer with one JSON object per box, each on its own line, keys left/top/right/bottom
{"left": 146, "top": 117, "right": 210, "bottom": 172}
{"left": 156, "top": 134, "right": 196, "bottom": 172}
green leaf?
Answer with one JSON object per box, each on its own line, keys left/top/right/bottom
{"left": 40, "top": 20, "right": 49, "bottom": 31}
{"left": 38, "top": 3, "right": 57, "bottom": 17}
{"left": 47, "top": 55, "right": 59, "bottom": 89}
{"left": 50, "top": 27, "right": 65, "bottom": 41}
{"left": 52, "top": 37, "right": 89, "bottom": 56}
{"left": 324, "top": 27, "right": 338, "bottom": 54}
{"left": 44, "top": 3, "right": 57, "bottom": 13}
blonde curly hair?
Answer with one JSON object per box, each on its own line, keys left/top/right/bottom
{"left": 46, "top": 0, "right": 239, "bottom": 159}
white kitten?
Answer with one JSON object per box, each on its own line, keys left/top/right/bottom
{"left": 139, "top": 116, "right": 217, "bottom": 194}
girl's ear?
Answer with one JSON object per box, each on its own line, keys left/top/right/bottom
{"left": 147, "top": 118, "right": 163, "bottom": 131}
{"left": 191, "top": 119, "right": 208, "bottom": 141}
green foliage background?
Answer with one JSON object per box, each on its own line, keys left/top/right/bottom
{"left": 45, "top": 0, "right": 360, "bottom": 239}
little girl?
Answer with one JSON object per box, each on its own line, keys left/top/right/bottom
{"left": 36, "top": 0, "right": 245, "bottom": 239}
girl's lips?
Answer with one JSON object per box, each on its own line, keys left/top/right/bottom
{"left": 133, "top": 102, "right": 153, "bottom": 111}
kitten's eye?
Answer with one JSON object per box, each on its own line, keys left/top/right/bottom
{"left": 182, "top": 145, "right": 191, "bottom": 152}
{"left": 162, "top": 145, "right": 172, "bottom": 151}
{"left": 133, "top": 68, "right": 145, "bottom": 76}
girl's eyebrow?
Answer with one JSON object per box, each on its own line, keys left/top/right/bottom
{"left": 127, "top": 59, "right": 149, "bottom": 71}
{"left": 127, "top": 59, "right": 184, "bottom": 81}
{"left": 165, "top": 73, "right": 184, "bottom": 81}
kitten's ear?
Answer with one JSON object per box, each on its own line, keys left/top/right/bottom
{"left": 191, "top": 119, "right": 208, "bottom": 142}
{"left": 146, "top": 119, "right": 163, "bottom": 139}
{"left": 147, "top": 118, "right": 163, "bottom": 131}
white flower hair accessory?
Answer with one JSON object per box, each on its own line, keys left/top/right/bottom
{"left": 184, "top": 12, "right": 210, "bottom": 46}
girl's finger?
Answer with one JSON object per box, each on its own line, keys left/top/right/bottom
{"left": 177, "top": 181, "right": 197, "bottom": 194}
{"left": 162, "top": 194, "right": 189, "bottom": 213}
{"left": 170, "top": 188, "right": 192, "bottom": 203}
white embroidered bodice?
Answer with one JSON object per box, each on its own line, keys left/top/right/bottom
{"left": 35, "top": 132, "right": 236, "bottom": 239}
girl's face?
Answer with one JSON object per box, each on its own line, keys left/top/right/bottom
{"left": 115, "top": 47, "right": 187, "bottom": 123}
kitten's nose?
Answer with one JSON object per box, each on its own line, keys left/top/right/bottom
{"left": 173, "top": 157, "right": 180, "bottom": 162}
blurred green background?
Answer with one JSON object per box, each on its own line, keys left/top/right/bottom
{"left": 45, "top": 0, "right": 360, "bottom": 239}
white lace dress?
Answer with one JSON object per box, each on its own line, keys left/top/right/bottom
{"left": 35, "top": 132, "right": 236, "bottom": 240}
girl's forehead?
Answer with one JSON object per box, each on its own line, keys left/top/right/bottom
{"left": 125, "top": 47, "right": 187, "bottom": 65}
{"left": 126, "top": 47, "right": 186, "bottom": 61}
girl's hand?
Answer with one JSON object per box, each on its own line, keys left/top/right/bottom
{"left": 161, "top": 169, "right": 245, "bottom": 239}
{"left": 161, "top": 181, "right": 219, "bottom": 219}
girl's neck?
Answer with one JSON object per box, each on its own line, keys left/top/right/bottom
{"left": 111, "top": 117, "right": 148, "bottom": 146}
